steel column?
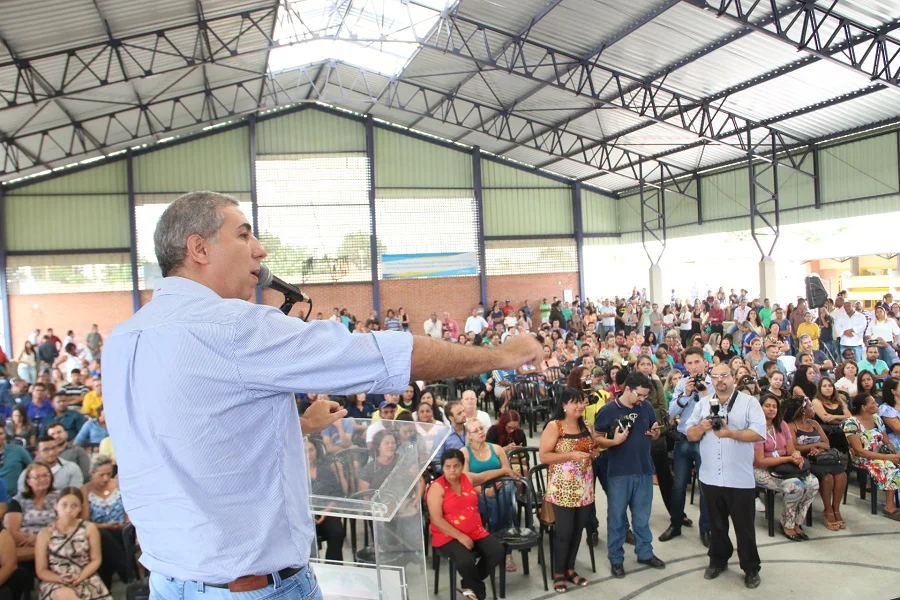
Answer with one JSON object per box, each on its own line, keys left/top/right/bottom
{"left": 126, "top": 150, "right": 141, "bottom": 313}
{"left": 572, "top": 182, "right": 585, "bottom": 298}
{"left": 0, "top": 185, "right": 11, "bottom": 353}
{"left": 639, "top": 165, "right": 667, "bottom": 266}
{"left": 365, "top": 116, "right": 380, "bottom": 316}
{"left": 696, "top": 174, "right": 703, "bottom": 225}
{"left": 249, "top": 116, "right": 262, "bottom": 304}
{"left": 812, "top": 145, "right": 821, "bottom": 210}
{"left": 472, "top": 148, "right": 488, "bottom": 308}
{"left": 748, "top": 132, "right": 780, "bottom": 259}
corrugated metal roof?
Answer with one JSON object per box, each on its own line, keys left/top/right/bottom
{"left": 2, "top": 0, "right": 899, "bottom": 187}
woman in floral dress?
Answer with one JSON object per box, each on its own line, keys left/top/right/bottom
{"left": 35, "top": 487, "right": 111, "bottom": 600}
{"left": 539, "top": 388, "right": 597, "bottom": 593}
{"left": 843, "top": 394, "right": 900, "bottom": 520}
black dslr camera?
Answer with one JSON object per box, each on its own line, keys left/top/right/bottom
{"left": 691, "top": 374, "right": 707, "bottom": 393}
{"left": 739, "top": 375, "right": 755, "bottom": 386}
{"left": 706, "top": 399, "right": 725, "bottom": 432}
{"left": 606, "top": 413, "right": 636, "bottom": 439}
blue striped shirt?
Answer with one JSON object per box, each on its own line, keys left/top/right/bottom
{"left": 103, "top": 277, "right": 413, "bottom": 583}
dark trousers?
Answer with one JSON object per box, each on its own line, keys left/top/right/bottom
{"left": 0, "top": 567, "right": 29, "bottom": 600}
{"left": 316, "top": 516, "right": 344, "bottom": 562}
{"left": 701, "top": 483, "right": 761, "bottom": 573}
{"left": 552, "top": 505, "right": 593, "bottom": 574}
{"left": 98, "top": 528, "right": 130, "bottom": 588}
{"left": 438, "top": 536, "right": 504, "bottom": 600}
{"left": 587, "top": 451, "right": 609, "bottom": 534}
{"left": 651, "top": 446, "right": 674, "bottom": 517}
{"left": 670, "top": 440, "right": 709, "bottom": 533}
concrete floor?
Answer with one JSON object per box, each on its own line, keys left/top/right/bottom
{"left": 429, "top": 484, "right": 900, "bottom": 600}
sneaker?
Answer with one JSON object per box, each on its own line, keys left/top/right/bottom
{"left": 755, "top": 498, "right": 766, "bottom": 513}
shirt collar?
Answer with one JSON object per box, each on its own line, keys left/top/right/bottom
{"left": 153, "top": 276, "right": 224, "bottom": 301}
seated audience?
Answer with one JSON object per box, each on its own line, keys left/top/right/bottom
{"left": 783, "top": 396, "right": 847, "bottom": 531}
{"left": 485, "top": 410, "right": 526, "bottom": 452}
{"left": 414, "top": 402, "right": 444, "bottom": 453}
{"left": 5, "top": 463, "right": 58, "bottom": 561}
{"left": 0, "top": 522, "right": 26, "bottom": 600}
{"left": 359, "top": 430, "right": 399, "bottom": 492}
{"left": 80, "top": 455, "right": 128, "bottom": 588}
{"left": 879, "top": 378, "right": 900, "bottom": 450}
{"left": 6, "top": 405, "right": 38, "bottom": 449}
{"left": 346, "top": 392, "right": 376, "bottom": 420}
{"left": 46, "top": 424, "right": 90, "bottom": 483}
{"left": 791, "top": 365, "right": 818, "bottom": 399}
{"left": 35, "top": 487, "right": 111, "bottom": 600}
{"left": 73, "top": 407, "right": 108, "bottom": 448}
{"left": 40, "top": 394, "right": 85, "bottom": 441}
{"left": 426, "top": 449, "right": 506, "bottom": 600}
{"left": 0, "top": 428, "right": 32, "bottom": 497}
{"left": 57, "top": 368, "right": 90, "bottom": 410}
{"left": 843, "top": 394, "right": 900, "bottom": 520}
{"left": 18, "top": 437, "right": 84, "bottom": 494}
{"left": 753, "top": 395, "right": 819, "bottom": 541}
{"left": 80, "top": 378, "right": 103, "bottom": 420}
{"left": 835, "top": 361, "right": 859, "bottom": 397}
{"left": 812, "top": 378, "right": 851, "bottom": 459}
{"left": 304, "top": 440, "right": 344, "bottom": 562}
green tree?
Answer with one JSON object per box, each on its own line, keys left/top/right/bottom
{"left": 338, "top": 231, "right": 385, "bottom": 269}
{"left": 259, "top": 231, "right": 310, "bottom": 281}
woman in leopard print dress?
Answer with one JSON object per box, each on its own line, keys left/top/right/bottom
{"left": 539, "top": 388, "right": 598, "bottom": 593}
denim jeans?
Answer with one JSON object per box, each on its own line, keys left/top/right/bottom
{"left": 478, "top": 481, "right": 515, "bottom": 532}
{"left": 587, "top": 451, "right": 610, "bottom": 534}
{"left": 150, "top": 565, "right": 322, "bottom": 600}
{"left": 606, "top": 474, "right": 654, "bottom": 565}
{"left": 671, "top": 439, "right": 709, "bottom": 534}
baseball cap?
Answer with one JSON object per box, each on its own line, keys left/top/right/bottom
{"left": 380, "top": 400, "right": 398, "bottom": 409}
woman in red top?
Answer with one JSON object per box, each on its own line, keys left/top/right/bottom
{"left": 427, "top": 449, "right": 513, "bottom": 600}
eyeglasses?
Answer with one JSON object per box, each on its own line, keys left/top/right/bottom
{"left": 28, "top": 474, "right": 51, "bottom": 481}
{"left": 710, "top": 373, "right": 732, "bottom": 380}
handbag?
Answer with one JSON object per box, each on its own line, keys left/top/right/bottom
{"left": 771, "top": 458, "right": 811, "bottom": 479}
{"left": 810, "top": 448, "right": 841, "bottom": 465}
{"left": 539, "top": 494, "right": 556, "bottom": 524}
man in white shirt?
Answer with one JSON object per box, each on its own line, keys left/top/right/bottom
{"left": 833, "top": 300, "right": 867, "bottom": 362}
{"left": 328, "top": 308, "right": 340, "bottom": 323}
{"left": 423, "top": 312, "right": 443, "bottom": 339}
{"left": 685, "top": 364, "right": 765, "bottom": 589}
{"left": 460, "top": 390, "right": 491, "bottom": 432}
{"left": 464, "top": 308, "right": 489, "bottom": 336}
{"left": 600, "top": 300, "right": 617, "bottom": 338}
{"left": 728, "top": 299, "right": 751, "bottom": 336}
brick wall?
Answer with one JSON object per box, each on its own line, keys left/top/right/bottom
{"left": 4, "top": 272, "right": 578, "bottom": 351}
{"left": 8, "top": 292, "right": 135, "bottom": 352}
{"left": 379, "top": 276, "right": 481, "bottom": 336}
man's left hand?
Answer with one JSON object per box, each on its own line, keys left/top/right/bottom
{"left": 300, "top": 400, "right": 347, "bottom": 435}
{"left": 645, "top": 422, "right": 660, "bottom": 440}
{"left": 713, "top": 423, "right": 732, "bottom": 439}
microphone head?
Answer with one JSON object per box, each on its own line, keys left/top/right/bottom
{"left": 256, "top": 264, "right": 273, "bottom": 288}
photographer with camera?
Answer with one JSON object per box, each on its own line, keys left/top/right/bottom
{"left": 659, "top": 347, "right": 711, "bottom": 545}
{"left": 593, "top": 371, "right": 665, "bottom": 579}
{"left": 685, "top": 363, "right": 767, "bottom": 589}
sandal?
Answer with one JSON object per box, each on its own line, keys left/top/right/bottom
{"left": 553, "top": 575, "right": 567, "bottom": 593}
{"left": 565, "top": 571, "right": 588, "bottom": 587}
{"left": 834, "top": 510, "right": 846, "bottom": 529}
{"left": 505, "top": 555, "right": 517, "bottom": 572}
{"left": 823, "top": 512, "right": 841, "bottom": 531}
{"left": 881, "top": 508, "right": 900, "bottom": 521}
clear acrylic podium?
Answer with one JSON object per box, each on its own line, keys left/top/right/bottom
{"left": 306, "top": 418, "right": 449, "bottom": 600}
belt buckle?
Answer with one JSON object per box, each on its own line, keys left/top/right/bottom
{"left": 227, "top": 575, "right": 268, "bottom": 593}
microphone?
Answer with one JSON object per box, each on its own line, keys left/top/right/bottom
{"left": 257, "top": 265, "right": 309, "bottom": 303}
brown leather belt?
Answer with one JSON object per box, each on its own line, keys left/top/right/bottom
{"left": 206, "top": 566, "right": 303, "bottom": 592}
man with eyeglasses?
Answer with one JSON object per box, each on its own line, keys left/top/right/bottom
{"left": 685, "top": 363, "right": 766, "bottom": 589}
{"left": 16, "top": 435, "right": 84, "bottom": 493}
{"left": 593, "top": 371, "right": 665, "bottom": 579}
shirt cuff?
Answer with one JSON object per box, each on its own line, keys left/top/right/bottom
{"left": 369, "top": 331, "right": 414, "bottom": 394}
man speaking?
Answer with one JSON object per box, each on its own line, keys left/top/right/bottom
{"left": 103, "top": 192, "right": 542, "bottom": 600}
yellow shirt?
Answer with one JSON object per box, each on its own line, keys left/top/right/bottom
{"left": 82, "top": 391, "right": 103, "bottom": 418}
{"left": 371, "top": 406, "right": 409, "bottom": 421}
{"left": 796, "top": 322, "right": 820, "bottom": 349}
{"left": 582, "top": 390, "right": 610, "bottom": 453}
{"left": 99, "top": 436, "right": 115, "bottom": 460}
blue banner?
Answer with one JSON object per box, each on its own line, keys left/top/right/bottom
{"left": 381, "top": 252, "right": 478, "bottom": 279}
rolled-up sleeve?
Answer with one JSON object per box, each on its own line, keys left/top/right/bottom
{"left": 234, "top": 305, "right": 413, "bottom": 396}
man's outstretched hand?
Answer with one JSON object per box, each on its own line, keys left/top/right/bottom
{"left": 300, "top": 400, "right": 347, "bottom": 435}
{"left": 499, "top": 335, "right": 543, "bottom": 371}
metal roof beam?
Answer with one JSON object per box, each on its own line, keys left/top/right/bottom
{"left": 0, "top": 4, "right": 280, "bottom": 112}
{"left": 420, "top": 8, "right": 807, "bottom": 172}
{"left": 686, "top": 0, "right": 900, "bottom": 89}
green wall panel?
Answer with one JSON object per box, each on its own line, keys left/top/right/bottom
{"left": 819, "top": 132, "right": 899, "bottom": 203}
{"left": 664, "top": 179, "right": 700, "bottom": 228}
{"left": 700, "top": 167, "right": 750, "bottom": 222}
{"left": 134, "top": 128, "right": 250, "bottom": 193}
{"left": 375, "top": 129, "right": 472, "bottom": 188}
{"left": 617, "top": 193, "right": 641, "bottom": 233}
{"left": 582, "top": 188, "right": 617, "bottom": 233}
{"left": 257, "top": 109, "right": 365, "bottom": 154}
{"left": 481, "top": 159, "right": 568, "bottom": 188}
{"left": 483, "top": 188, "right": 572, "bottom": 236}
{"left": 10, "top": 161, "right": 126, "bottom": 195}
{"left": 4, "top": 194, "right": 129, "bottom": 251}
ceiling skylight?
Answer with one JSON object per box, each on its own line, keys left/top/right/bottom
{"left": 269, "top": 0, "right": 452, "bottom": 77}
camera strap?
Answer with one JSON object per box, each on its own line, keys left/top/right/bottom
{"left": 721, "top": 388, "right": 740, "bottom": 416}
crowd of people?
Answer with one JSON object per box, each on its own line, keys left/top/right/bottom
{"left": 0, "top": 331, "right": 126, "bottom": 600}
{"left": 1, "top": 286, "right": 898, "bottom": 600}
